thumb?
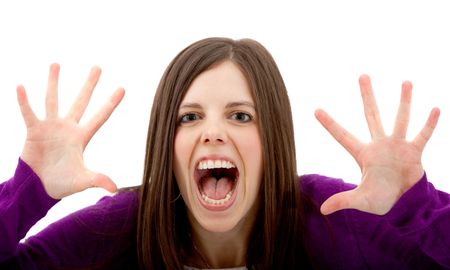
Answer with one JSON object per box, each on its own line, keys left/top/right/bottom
{"left": 320, "top": 190, "right": 355, "bottom": 215}
{"left": 89, "top": 172, "right": 118, "bottom": 193}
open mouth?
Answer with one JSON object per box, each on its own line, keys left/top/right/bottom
{"left": 195, "top": 159, "right": 239, "bottom": 208}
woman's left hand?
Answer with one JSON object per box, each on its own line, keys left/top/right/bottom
{"left": 315, "top": 75, "right": 440, "bottom": 215}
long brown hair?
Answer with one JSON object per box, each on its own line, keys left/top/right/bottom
{"left": 137, "top": 37, "right": 312, "bottom": 269}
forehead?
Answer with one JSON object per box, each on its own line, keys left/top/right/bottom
{"left": 181, "top": 61, "right": 254, "bottom": 105}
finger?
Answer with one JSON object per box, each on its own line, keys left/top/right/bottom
{"left": 83, "top": 88, "right": 125, "bottom": 143}
{"left": 412, "top": 107, "right": 440, "bottom": 151}
{"left": 90, "top": 173, "right": 118, "bottom": 193}
{"left": 46, "top": 63, "right": 60, "bottom": 118}
{"left": 393, "top": 81, "right": 412, "bottom": 138}
{"left": 320, "top": 189, "right": 356, "bottom": 215}
{"left": 80, "top": 170, "right": 118, "bottom": 194}
{"left": 66, "top": 66, "right": 102, "bottom": 122}
{"left": 315, "top": 109, "right": 363, "bottom": 160}
{"left": 359, "top": 75, "right": 385, "bottom": 138}
{"left": 16, "top": 85, "right": 39, "bottom": 127}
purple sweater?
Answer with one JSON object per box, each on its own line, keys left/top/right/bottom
{"left": 1, "top": 159, "right": 449, "bottom": 269}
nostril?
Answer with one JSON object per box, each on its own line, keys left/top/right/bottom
{"left": 203, "top": 138, "right": 224, "bottom": 144}
{"left": 201, "top": 129, "right": 227, "bottom": 144}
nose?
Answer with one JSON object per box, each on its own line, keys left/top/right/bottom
{"left": 201, "top": 121, "right": 227, "bottom": 145}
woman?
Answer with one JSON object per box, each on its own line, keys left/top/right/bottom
{"left": 0, "top": 37, "right": 449, "bottom": 269}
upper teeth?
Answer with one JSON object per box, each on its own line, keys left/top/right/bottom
{"left": 198, "top": 160, "right": 236, "bottom": 170}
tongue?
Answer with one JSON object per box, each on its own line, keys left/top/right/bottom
{"left": 201, "top": 177, "right": 234, "bottom": 199}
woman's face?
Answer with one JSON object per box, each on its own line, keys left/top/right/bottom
{"left": 174, "top": 60, "right": 263, "bottom": 233}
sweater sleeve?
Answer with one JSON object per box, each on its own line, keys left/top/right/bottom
{"left": 387, "top": 173, "right": 450, "bottom": 266}
{"left": 0, "top": 159, "right": 59, "bottom": 262}
{"left": 0, "top": 159, "right": 139, "bottom": 270}
{"left": 301, "top": 173, "right": 450, "bottom": 269}
{"left": 348, "top": 173, "right": 450, "bottom": 269}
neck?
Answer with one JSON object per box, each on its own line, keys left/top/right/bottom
{"left": 187, "top": 211, "right": 258, "bottom": 268}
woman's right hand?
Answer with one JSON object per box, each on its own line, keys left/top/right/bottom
{"left": 18, "top": 63, "right": 125, "bottom": 199}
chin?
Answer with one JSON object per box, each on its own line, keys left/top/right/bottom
{"left": 198, "top": 217, "right": 241, "bottom": 233}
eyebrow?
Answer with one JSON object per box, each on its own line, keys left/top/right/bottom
{"left": 179, "top": 103, "right": 202, "bottom": 109}
{"left": 179, "top": 101, "right": 255, "bottom": 109}
{"left": 225, "top": 101, "right": 255, "bottom": 109}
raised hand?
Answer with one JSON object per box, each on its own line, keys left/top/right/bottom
{"left": 18, "top": 64, "right": 125, "bottom": 199}
{"left": 315, "top": 75, "right": 440, "bottom": 215}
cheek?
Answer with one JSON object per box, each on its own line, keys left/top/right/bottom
{"left": 239, "top": 128, "right": 263, "bottom": 179}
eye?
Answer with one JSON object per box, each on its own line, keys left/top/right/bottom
{"left": 179, "top": 113, "right": 201, "bottom": 124}
{"left": 230, "top": 112, "right": 253, "bottom": 123}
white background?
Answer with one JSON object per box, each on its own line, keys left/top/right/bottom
{"left": 0, "top": 1, "right": 449, "bottom": 238}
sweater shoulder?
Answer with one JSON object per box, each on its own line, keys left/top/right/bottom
{"left": 38, "top": 189, "right": 140, "bottom": 239}
{"left": 20, "top": 189, "right": 141, "bottom": 268}
{"left": 74, "top": 189, "right": 139, "bottom": 234}
{"left": 299, "top": 174, "right": 356, "bottom": 205}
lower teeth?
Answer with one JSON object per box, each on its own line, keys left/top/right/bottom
{"left": 201, "top": 192, "right": 232, "bottom": 205}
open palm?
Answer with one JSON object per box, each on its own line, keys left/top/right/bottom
{"left": 18, "top": 64, "right": 125, "bottom": 199}
{"left": 316, "top": 75, "right": 440, "bottom": 215}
